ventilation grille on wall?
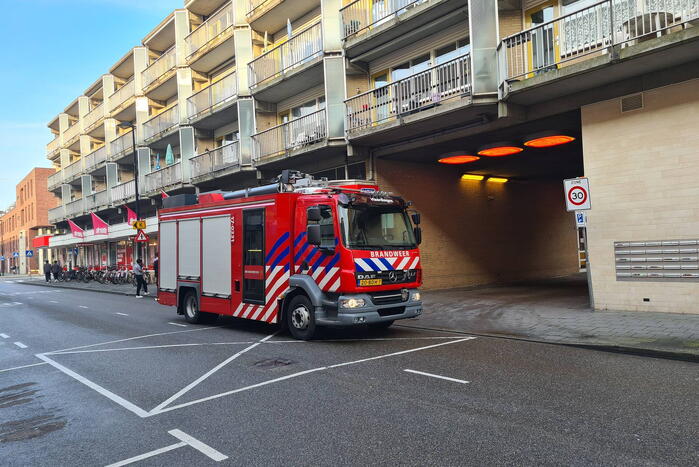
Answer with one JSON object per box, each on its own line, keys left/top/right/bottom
{"left": 621, "top": 93, "right": 644, "bottom": 113}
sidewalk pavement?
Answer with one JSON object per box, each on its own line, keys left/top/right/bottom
{"left": 11, "top": 274, "right": 699, "bottom": 360}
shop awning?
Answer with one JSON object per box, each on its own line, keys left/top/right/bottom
{"left": 32, "top": 235, "right": 52, "bottom": 249}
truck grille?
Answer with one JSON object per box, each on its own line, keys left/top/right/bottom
{"left": 370, "top": 292, "right": 406, "bottom": 305}
{"left": 355, "top": 269, "right": 417, "bottom": 286}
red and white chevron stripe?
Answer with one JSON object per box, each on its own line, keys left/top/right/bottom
{"left": 231, "top": 265, "right": 290, "bottom": 324}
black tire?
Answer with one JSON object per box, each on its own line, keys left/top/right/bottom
{"left": 370, "top": 320, "right": 394, "bottom": 331}
{"left": 285, "top": 295, "right": 317, "bottom": 340}
{"left": 181, "top": 291, "right": 217, "bottom": 324}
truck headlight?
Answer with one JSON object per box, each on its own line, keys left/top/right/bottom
{"left": 340, "top": 298, "right": 365, "bottom": 309}
{"left": 411, "top": 292, "right": 421, "bottom": 302}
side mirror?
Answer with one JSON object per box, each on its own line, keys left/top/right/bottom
{"left": 307, "top": 224, "right": 321, "bottom": 246}
{"left": 414, "top": 227, "right": 422, "bottom": 245}
{"left": 411, "top": 212, "right": 421, "bottom": 225}
{"left": 307, "top": 206, "right": 321, "bottom": 222}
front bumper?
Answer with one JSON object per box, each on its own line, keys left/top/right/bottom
{"left": 315, "top": 290, "right": 422, "bottom": 327}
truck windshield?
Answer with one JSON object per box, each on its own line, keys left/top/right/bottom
{"left": 338, "top": 205, "right": 416, "bottom": 250}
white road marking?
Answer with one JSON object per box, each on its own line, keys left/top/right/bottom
{"left": 151, "top": 332, "right": 277, "bottom": 414}
{"left": 50, "top": 300, "right": 59, "bottom": 303}
{"left": 105, "top": 442, "right": 187, "bottom": 467}
{"left": 14, "top": 342, "right": 28, "bottom": 349}
{"left": 156, "top": 337, "right": 475, "bottom": 415}
{"left": 168, "top": 429, "right": 228, "bottom": 461}
{"left": 116, "top": 312, "right": 129, "bottom": 316}
{"left": 56, "top": 341, "right": 256, "bottom": 355}
{"left": 0, "top": 362, "right": 48, "bottom": 373}
{"left": 266, "top": 336, "right": 471, "bottom": 343}
{"left": 79, "top": 305, "right": 88, "bottom": 309}
{"left": 167, "top": 322, "right": 187, "bottom": 327}
{"left": 404, "top": 369, "right": 470, "bottom": 384}
{"left": 12, "top": 302, "right": 23, "bottom": 305}
{"left": 0, "top": 333, "right": 9, "bottom": 338}
{"left": 36, "top": 353, "right": 150, "bottom": 418}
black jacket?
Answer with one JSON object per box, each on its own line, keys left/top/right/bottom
{"left": 51, "top": 264, "right": 61, "bottom": 274}
{"left": 43, "top": 263, "right": 51, "bottom": 274}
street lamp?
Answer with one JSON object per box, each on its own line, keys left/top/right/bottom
{"left": 118, "top": 121, "right": 141, "bottom": 260}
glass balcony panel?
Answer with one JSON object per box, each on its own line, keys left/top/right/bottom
{"left": 111, "top": 180, "right": 136, "bottom": 203}
{"left": 252, "top": 109, "right": 326, "bottom": 160}
{"left": 187, "top": 71, "right": 238, "bottom": 118}
{"left": 84, "top": 146, "right": 108, "bottom": 172}
{"left": 143, "top": 105, "right": 179, "bottom": 141}
{"left": 83, "top": 103, "right": 104, "bottom": 131}
{"left": 109, "top": 79, "right": 135, "bottom": 111}
{"left": 186, "top": 3, "right": 234, "bottom": 57}
{"left": 109, "top": 131, "right": 134, "bottom": 160}
{"left": 144, "top": 161, "right": 182, "bottom": 193}
{"left": 341, "top": 0, "right": 430, "bottom": 39}
{"left": 142, "top": 47, "right": 177, "bottom": 89}
{"left": 191, "top": 141, "right": 240, "bottom": 178}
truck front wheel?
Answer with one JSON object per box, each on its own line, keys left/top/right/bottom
{"left": 286, "top": 295, "right": 317, "bottom": 340}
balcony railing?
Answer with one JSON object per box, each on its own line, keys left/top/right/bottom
{"left": 109, "top": 79, "right": 135, "bottom": 111}
{"left": 248, "top": 22, "right": 323, "bottom": 88}
{"left": 111, "top": 180, "right": 135, "bottom": 203}
{"left": 185, "top": 3, "right": 234, "bottom": 58}
{"left": 142, "top": 46, "right": 177, "bottom": 89}
{"left": 341, "top": 0, "right": 429, "bottom": 39}
{"left": 143, "top": 105, "right": 179, "bottom": 141}
{"left": 253, "top": 109, "right": 327, "bottom": 160}
{"left": 191, "top": 141, "right": 240, "bottom": 178}
{"left": 84, "top": 145, "right": 108, "bottom": 172}
{"left": 84, "top": 189, "right": 109, "bottom": 211}
{"left": 83, "top": 103, "right": 104, "bottom": 131}
{"left": 47, "top": 136, "right": 60, "bottom": 154}
{"left": 63, "top": 122, "right": 80, "bottom": 144}
{"left": 247, "top": 0, "right": 271, "bottom": 17}
{"left": 47, "top": 171, "right": 63, "bottom": 191}
{"left": 63, "top": 159, "right": 83, "bottom": 182}
{"left": 499, "top": 0, "right": 699, "bottom": 83}
{"left": 188, "top": 72, "right": 238, "bottom": 119}
{"left": 144, "top": 162, "right": 182, "bottom": 193}
{"left": 345, "top": 53, "right": 471, "bottom": 131}
{"left": 65, "top": 198, "right": 84, "bottom": 218}
{"left": 48, "top": 205, "right": 66, "bottom": 223}
{"left": 109, "top": 131, "right": 134, "bottom": 160}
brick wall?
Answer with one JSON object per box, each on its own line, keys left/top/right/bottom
{"left": 582, "top": 78, "right": 699, "bottom": 314}
{"left": 375, "top": 159, "right": 580, "bottom": 290}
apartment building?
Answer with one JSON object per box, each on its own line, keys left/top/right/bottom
{"left": 0, "top": 168, "right": 57, "bottom": 274}
{"left": 45, "top": 0, "right": 699, "bottom": 313}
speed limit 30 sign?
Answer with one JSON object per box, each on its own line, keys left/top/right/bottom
{"left": 564, "top": 177, "right": 591, "bottom": 211}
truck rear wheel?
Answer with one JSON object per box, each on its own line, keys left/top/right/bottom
{"left": 182, "top": 291, "right": 217, "bottom": 324}
{"left": 286, "top": 295, "right": 317, "bottom": 340}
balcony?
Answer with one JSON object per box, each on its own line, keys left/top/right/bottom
{"left": 143, "top": 105, "right": 180, "bottom": 143}
{"left": 83, "top": 103, "right": 104, "bottom": 133}
{"left": 47, "top": 171, "right": 63, "bottom": 192}
{"left": 187, "top": 71, "right": 238, "bottom": 127}
{"left": 252, "top": 109, "right": 327, "bottom": 162}
{"left": 109, "top": 131, "right": 134, "bottom": 162}
{"left": 63, "top": 122, "right": 81, "bottom": 147}
{"left": 144, "top": 162, "right": 183, "bottom": 194}
{"left": 248, "top": 22, "right": 323, "bottom": 102}
{"left": 346, "top": 53, "right": 472, "bottom": 140}
{"left": 109, "top": 79, "right": 136, "bottom": 118}
{"left": 48, "top": 205, "right": 66, "bottom": 224}
{"left": 62, "top": 159, "right": 84, "bottom": 184}
{"left": 47, "top": 136, "right": 60, "bottom": 159}
{"left": 142, "top": 47, "right": 177, "bottom": 95}
{"left": 84, "top": 145, "right": 108, "bottom": 173}
{"left": 246, "top": 0, "right": 320, "bottom": 33}
{"left": 498, "top": 0, "right": 699, "bottom": 101}
{"left": 65, "top": 198, "right": 85, "bottom": 219}
{"left": 84, "top": 189, "right": 110, "bottom": 211}
{"left": 111, "top": 180, "right": 136, "bottom": 204}
{"left": 185, "top": 3, "right": 235, "bottom": 72}
{"left": 191, "top": 141, "right": 240, "bottom": 181}
{"left": 341, "top": 0, "right": 466, "bottom": 60}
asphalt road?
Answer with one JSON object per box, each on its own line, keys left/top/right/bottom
{"left": 0, "top": 281, "right": 697, "bottom": 466}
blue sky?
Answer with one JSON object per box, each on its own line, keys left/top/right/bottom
{"left": 0, "top": 0, "right": 177, "bottom": 209}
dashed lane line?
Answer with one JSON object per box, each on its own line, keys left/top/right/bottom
{"left": 0, "top": 333, "right": 9, "bottom": 339}
{"left": 79, "top": 305, "right": 89, "bottom": 309}
{"left": 105, "top": 430, "right": 227, "bottom": 466}
{"left": 0, "top": 362, "right": 48, "bottom": 373}
{"left": 404, "top": 369, "right": 470, "bottom": 384}
{"left": 116, "top": 312, "right": 129, "bottom": 316}
{"left": 105, "top": 442, "right": 187, "bottom": 467}
{"left": 167, "top": 322, "right": 187, "bottom": 327}
{"left": 14, "top": 342, "right": 28, "bottom": 349}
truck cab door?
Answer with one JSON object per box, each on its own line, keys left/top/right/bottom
{"left": 242, "top": 208, "right": 265, "bottom": 304}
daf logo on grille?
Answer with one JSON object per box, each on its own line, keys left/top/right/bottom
{"left": 388, "top": 271, "right": 397, "bottom": 282}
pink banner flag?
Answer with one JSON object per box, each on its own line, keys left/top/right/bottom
{"left": 161, "top": 190, "right": 170, "bottom": 199}
{"left": 125, "top": 205, "right": 137, "bottom": 226}
{"left": 67, "top": 220, "right": 84, "bottom": 239}
{"left": 90, "top": 212, "right": 109, "bottom": 236}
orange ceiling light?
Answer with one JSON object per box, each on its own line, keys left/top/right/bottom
{"left": 477, "top": 143, "right": 523, "bottom": 157}
{"left": 524, "top": 133, "right": 575, "bottom": 148}
{"left": 438, "top": 154, "right": 480, "bottom": 164}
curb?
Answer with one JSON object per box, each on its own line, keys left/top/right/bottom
{"left": 17, "top": 280, "right": 137, "bottom": 297}
{"left": 396, "top": 323, "right": 699, "bottom": 363}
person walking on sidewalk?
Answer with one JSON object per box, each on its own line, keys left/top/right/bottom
{"left": 153, "top": 255, "right": 159, "bottom": 287}
{"left": 43, "top": 260, "right": 52, "bottom": 283}
{"left": 134, "top": 258, "right": 148, "bottom": 298}
{"left": 51, "top": 261, "right": 61, "bottom": 282}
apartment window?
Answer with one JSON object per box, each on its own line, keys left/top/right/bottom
{"left": 435, "top": 39, "right": 470, "bottom": 65}
{"left": 280, "top": 97, "right": 325, "bottom": 123}
{"left": 312, "top": 162, "right": 366, "bottom": 181}
{"left": 215, "top": 131, "right": 238, "bottom": 147}
{"left": 392, "top": 54, "right": 430, "bottom": 81}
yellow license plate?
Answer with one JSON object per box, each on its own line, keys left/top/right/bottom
{"left": 359, "top": 279, "right": 382, "bottom": 286}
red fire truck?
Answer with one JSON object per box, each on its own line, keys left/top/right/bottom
{"left": 156, "top": 170, "right": 423, "bottom": 339}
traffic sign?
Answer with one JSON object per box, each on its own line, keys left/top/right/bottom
{"left": 12, "top": 252, "right": 19, "bottom": 258}
{"left": 0, "top": 256, "right": 5, "bottom": 261}
{"left": 575, "top": 211, "right": 587, "bottom": 228}
{"left": 134, "top": 229, "right": 150, "bottom": 242}
{"left": 133, "top": 220, "right": 147, "bottom": 230}
{"left": 564, "top": 177, "right": 591, "bottom": 211}
{"left": 25, "top": 250, "right": 34, "bottom": 258}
